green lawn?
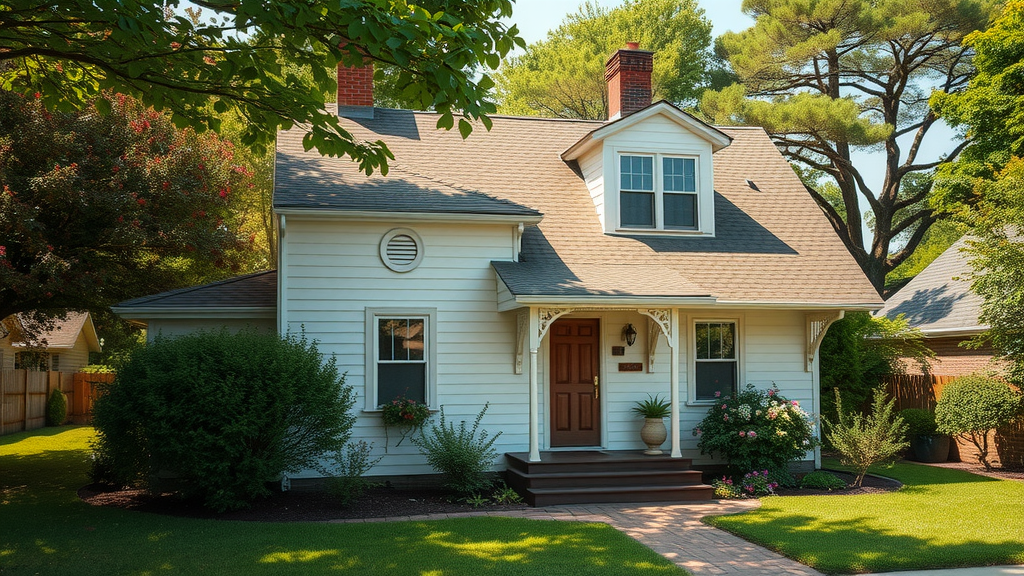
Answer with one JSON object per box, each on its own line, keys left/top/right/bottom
{"left": 0, "top": 427, "right": 686, "bottom": 576}
{"left": 706, "top": 459, "right": 1024, "bottom": 574}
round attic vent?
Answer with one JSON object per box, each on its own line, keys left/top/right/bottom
{"left": 380, "top": 228, "right": 424, "bottom": 272}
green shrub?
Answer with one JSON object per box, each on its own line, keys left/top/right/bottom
{"left": 45, "top": 389, "right": 67, "bottom": 426}
{"left": 800, "top": 470, "right": 847, "bottom": 491}
{"left": 412, "top": 404, "right": 500, "bottom": 495}
{"left": 693, "top": 384, "right": 818, "bottom": 475}
{"left": 935, "top": 374, "right": 1022, "bottom": 470}
{"left": 326, "top": 441, "right": 381, "bottom": 506}
{"left": 825, "top": 387, "right": 908, "bottom": 487}
{"left": 712, "top": 476, "right": 743, "bottom": 499}
{"left": 900, "top": 408, "right": 938, "bottom": 437}
{"left": 91, "top": 330, "right": 356, "bottom": 512}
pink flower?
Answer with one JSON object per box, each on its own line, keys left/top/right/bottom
{"left": 767, "top": 389, "right": 775, "bottom": 396}
{"left": 721, "top": 404, "right": 728, "bottom": 410}
{"left": 792, "top": 400, "right": 799, "bottom": 406}
{"left": 714, "top": 391, "right": 721, "bottom": 398}
{"left": 739, "top": 431, "right": 746, "bottom": 437}
{"left": 748, "top": 431, "right": 757, "bottom": 438}
{"left": 723, "top": 415, "right": 729, "bottom": 421}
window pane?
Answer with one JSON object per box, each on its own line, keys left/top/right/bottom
{"left": 620, "top": 155, "right": 653, "bottom": 191}
{"left": 378, "top": 319, "right": 397, "bottom": 360}
{"left": 721, "top": 323, "right": 736, "bottom": 359}
{"left": 664, "top": 193, "right": 697, "bottom": 228}
{"left": 695, "top": 323, "right": 710, "bottom": 360}
{"left": 695, "top": 362, "right": 737, "bottom": 400}
{"left": 709, "top": 324, "right": 722, "bottom": 358}
{"left": 664, "top": 158, "right": 696, "bottom": 192}
{"left": 404, "top": 319, "right": 425, "bottom": 361}
{"left": 620, "top": 191, "right": 655, "bottom": 227}
{"left": 378, "top": 363, "right": 426, "bottom": 404}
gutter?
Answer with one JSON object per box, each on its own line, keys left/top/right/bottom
{"left": 275, "top": 208, "right": 543, "bottom": 225}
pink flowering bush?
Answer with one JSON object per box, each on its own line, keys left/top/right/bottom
{"left": 711, "top": 470, "right": 779, "bottom": 498}
{"left": 693, "top": 384, "right": 818, "bottom": 474}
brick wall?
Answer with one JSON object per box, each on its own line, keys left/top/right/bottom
{"left": 337, "top": 62, "right": 373, "bottom": 108}
{"left": 900, "top": 336, "right": 1005, "bottom": 377}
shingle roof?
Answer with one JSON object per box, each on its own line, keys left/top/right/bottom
{"left": 876, "top": 237, "right": 984, "bottom": 334}
{"left": 275, "top": 107, "right": 881, "bottom": 306}
{"left": 4, "top": 311, "right": 90, "bottom": 348}
{"left": 115, "top": 270, "right": 277, "bottom": 309}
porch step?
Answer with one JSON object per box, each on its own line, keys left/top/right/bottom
{"left": 503, "top": 451, "right": 714, "bottom": 506}
{"left": 526, "top": 484, "right": 714, "bottom": 507}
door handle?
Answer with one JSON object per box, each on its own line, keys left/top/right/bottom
{"left": 594, "top": 375, "right": 599, "bottom": 399}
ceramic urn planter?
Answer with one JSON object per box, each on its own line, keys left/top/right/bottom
{"left": 640, "top": 417, "right": 668, "bottom": 455}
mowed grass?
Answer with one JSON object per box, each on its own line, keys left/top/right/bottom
{"left": 0, "top": 427, "right": 687, "bottom": 576}
{"left": 706, "top": 459, "right": 1024, "bottom": 574}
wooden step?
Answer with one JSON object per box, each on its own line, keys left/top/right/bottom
{"left": 526, "top": 484, "right": 714, "bottom": 507}
{"left": 505, "top": 451, "right": 695, "bottom": 475}
{"left": 506, "top": 468, "right": 705, "bottom": 490}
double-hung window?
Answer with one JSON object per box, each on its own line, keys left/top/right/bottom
{"left": 694, "top": 322, "right": 738, "bottom": 401}
{"left": 619, "top": 153, "right": 699, "bottom": 230}
{"left": 367, "top": 308, "right": 437, "bottom": 410}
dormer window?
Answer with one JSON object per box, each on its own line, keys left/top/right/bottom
{"left": 619, "top": 153, "right": 699, "bottom": 231}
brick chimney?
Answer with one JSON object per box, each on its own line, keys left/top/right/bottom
{"left": 337, "top": 41, "right": 373, "bottom": 119}
{"left": 605, "top": 42, "right": 653, "bottom": 121}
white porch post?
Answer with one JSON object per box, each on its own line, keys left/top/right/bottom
{"left": 669, "top": 308, "right": 681, "bottom": 458}
{"left": 528, "top": 307, "right": 541, "bottom": 462}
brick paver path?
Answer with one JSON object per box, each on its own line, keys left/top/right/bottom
{"left": 329, "top": 500, "right": 823, "bottom": 576}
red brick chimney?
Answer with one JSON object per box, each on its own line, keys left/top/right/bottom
{"left": 337, "top": 41, "right": 373, "bottom": 119}
{"left": 605, "top": 42, "right": 653, "bottom": 121}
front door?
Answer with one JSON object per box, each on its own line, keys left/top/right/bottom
{"left": 550, "top": 318, "right": 601, "bottom": 447}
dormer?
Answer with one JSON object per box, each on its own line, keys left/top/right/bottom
{"left": 562, "top": 44, "right": 732, "bottom": 237}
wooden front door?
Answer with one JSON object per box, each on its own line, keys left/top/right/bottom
{"left": 550, "top": 318, "right": 601, "bottom": 447}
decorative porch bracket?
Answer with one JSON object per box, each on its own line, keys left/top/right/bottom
{"left": 806, "top": 310, "right": 845, "bottom": 371}
{"left": 639, "top": 309, "right": 672, "bottom": 373}
{"left": 537, "top": 307, "right": 575, "bottom": 340}
{"left": 514, "top": 310, "right": 528, "bottom": 375}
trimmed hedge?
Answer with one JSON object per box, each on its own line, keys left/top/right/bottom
{"left": 935, "top": 374, "right": 1021, "bottom": 470}
{"left": 91, "top": 330, "right": 355, "bottom": 511}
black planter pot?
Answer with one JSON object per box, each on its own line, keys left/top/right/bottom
{"left": 911, "top": 434, "right": 950, "bottom": 463}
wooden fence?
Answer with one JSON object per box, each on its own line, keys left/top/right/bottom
{"left": 883, "top": 374, "right": 958, "bottom": 411}
{"left": 0, "top": 370, "right": 113, "bottom": 435}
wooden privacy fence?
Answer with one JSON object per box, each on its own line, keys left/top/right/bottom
{"left": 883, "top": 374, "right": 958, "bottom": 411}
{"left": 0, "top": 370, "right": 113, "bottom": 435}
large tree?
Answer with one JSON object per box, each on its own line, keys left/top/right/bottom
{"left": 495, "top": 0, "right": 717, "bottom": 119}
{"left": 700, "top": 0, "right": 993, "bottom": 292}
{"left": 931, "top": 1, "right": 1024, "bottom": 384}
{"left": 0, "top": 0, "right": 522, "bottom": 173}
{"left": 0, "top": 90, "right": 255, "bottom": 322}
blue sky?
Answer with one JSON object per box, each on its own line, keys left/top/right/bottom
{"left": 506, "top": 0, "right": 961, "bottom": 210}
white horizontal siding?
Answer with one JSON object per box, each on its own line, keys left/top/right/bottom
{"left": 579, "top": 147, "right": 605, "bottom": 228}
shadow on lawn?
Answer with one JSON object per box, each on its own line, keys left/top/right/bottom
{"left": 712, "top": 512, "right": 1024, "bottom": 574}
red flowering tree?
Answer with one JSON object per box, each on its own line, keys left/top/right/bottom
{"left": 0, "top": 90, "right": 254, "bottom": 322}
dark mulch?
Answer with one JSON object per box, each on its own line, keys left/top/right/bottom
{"left": 79, "top": 483, "right": 528, "bottom": 522}
{"left": 773, "top": 470, "right": 902, "bottom": 496}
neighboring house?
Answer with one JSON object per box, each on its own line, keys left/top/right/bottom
{"left": 877, "top": 236, "right": 1005, "bottom": 377}
{"left": 0, "top": 311, "right": 102, "bottom": 372}
{"left": 114, "top": 46, "right": 882, "bottom": 487}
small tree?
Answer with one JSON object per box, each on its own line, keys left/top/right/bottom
{"left": 46, "top": 389, "right": 67, "bottom": 426}
{"left": 826, "top": 388, "right": 909, "bottom": 487}
{"left": 935, "top": 374, "right": 1022, "bottom": 470}
{"left": 91, "top": 330, "right": 355, "bottom": 511}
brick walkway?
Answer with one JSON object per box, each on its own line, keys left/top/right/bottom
{"left": 329, "top": 499, "right": 823, "bottom": 575}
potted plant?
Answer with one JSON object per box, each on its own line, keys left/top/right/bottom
{"left": 899, "top": 408, "right": 949, "bottom": 463}
{"left": 631, "top": 394, "right": 671, "bottom": 455}
{"left": 380, "top": 395, "right": 430, "bottom": 450}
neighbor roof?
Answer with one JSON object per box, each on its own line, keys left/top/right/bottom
{"left": 114, "top": 271, "right": 277, "bottom": 313}
{"left": 3, "top": 311, "right": 101, "bottom": 351}
{"left": 274, "top": 105, "right": 881, "bottom": 307}
{"left": 877, "top": 237, "right": 985, "bottom": 336}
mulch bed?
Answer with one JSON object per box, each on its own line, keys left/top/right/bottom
{"left": 79, "top": 483, "right": 528, "bottom": 522}
{"left": 773, "top": 470, "right": 902, "bottom": 496}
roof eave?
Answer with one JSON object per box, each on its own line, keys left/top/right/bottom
{"left": 561, "top": 101, "right": 734, "bottom": 162}
{"left": 920, "top": 326, "right": 988, "bottom": 338}
{"left": 501, "top": 295, "right": 881, "bottom": 312}
{"left": 275, "top": 207, "right": 542, "bottom": 225}
{"left": 111, "top": 307, "right": 277, "bottom": 320}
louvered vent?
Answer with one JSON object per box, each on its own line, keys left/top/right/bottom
{"left": 380, "top": 228, "right": 423, "bottom": 272}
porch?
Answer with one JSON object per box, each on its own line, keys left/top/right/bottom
{"left": 504, "top": 450, "right": 713, "bottom": 506}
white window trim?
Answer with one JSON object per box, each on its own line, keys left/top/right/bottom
{"left": 616, "top": 152, "right": 701, "bottom": 232}
{"left": 687, "top": 316, "right": 744, "bottom": 406}
{"left": 364, "top": 307, "right": 438, "bottom": 411}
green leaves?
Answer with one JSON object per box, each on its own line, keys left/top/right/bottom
{"left": 0, "top": 0, "right": 520, "bottom": 170}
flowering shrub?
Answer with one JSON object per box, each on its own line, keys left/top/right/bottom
{"left": 693, "top": 384, "right": 818, "bottom": 473}
{"left": 380, "top": 395, "right": 431, "bottom": 448}
{"left": 712, "top": 470, "right": 778, "bottom": 498}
